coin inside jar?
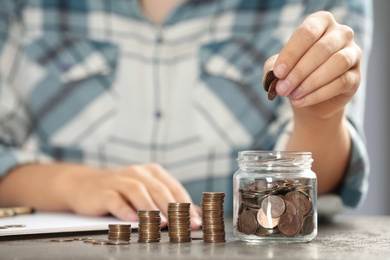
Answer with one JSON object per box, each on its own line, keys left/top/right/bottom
{"left": 238, "top": 210, "right": 257, "bottom": 235}
{"left": 261, "top": 195, "right": 285, "bottom": 218}
{"left": 278, "top": 213, "right": 300, "bottom": 237}
{"left": 301, "top": 215, "right": 314, "bottom": 235}
{"left": 284, "top": 191, "right": 311, "bottom": 215}
{"left": 257, "top": 208, "right": 280, "bottom": 229}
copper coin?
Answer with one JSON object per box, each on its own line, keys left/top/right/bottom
{"left": 301, "top": 215, "right": 314, "bottom": 235}
{"left": 284, "top": 191, "right": 311, "bottom": 215}
{"left": 238, "top": 210, "right": 257, "bottom": 235}
{"left": 51, "top": 239, "right": 74, "bottom": 242}
{"left": 268, "top": 79, "right": 278, "bottom": 101}
{"left": 202, "top": 192, "right": 225, "bottom": 197}
{"left": 261, "top": 195, "right": 285, "bottom": 218}
{"left": 296, "top": 209, "right": 304, "bottom": 223}
{"left": 108, "top": 240, "right": 130, "bottom": 245}
{"left": 284, "top": 200, "right": 297, "bottom": 215}
{"left": 255, "top": 225, "right": 271, "bottom": 236}
{"left": 5, "top": 224, "right": 26, "bottom": 228}
{"left": 294, "top": 185, "right": 313, "bottom": 192}
{"left": 93, "top": 240, "right": 109, "bottom": 245}
{"left": 169, "top": 237, "right": 192, "bottom": 243}
{"left": 109, "top": 224, "right": 131, "bottom": 229}
{"left": 83, "top": 239, "right": 98, "bottom": 243}
{"left": 257, "top": 209, "right": 280, "bottom": 229}
{"left": 278, "top": 213, "right": 300, "bottom": 237}
{"left": 263, "top": 69, "right": 277, "bottom": 92}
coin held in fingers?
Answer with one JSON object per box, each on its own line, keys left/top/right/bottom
{"left": 263, "top": 70, "right": 279, "bottom": 101}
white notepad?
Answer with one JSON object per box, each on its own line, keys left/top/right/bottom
{"left": 0, "top": 212, "right": 137, "bottom": 237}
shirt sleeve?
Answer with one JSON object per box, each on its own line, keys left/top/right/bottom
{"left": 274, "top": 0, "right": 373, "bottom": 209}
{"left": 0, "top": 1, "right": 53, "bottom": 178}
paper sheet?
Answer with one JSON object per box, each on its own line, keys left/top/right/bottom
{"left": 0, "top": 212, "right": 137, "bottom": 237}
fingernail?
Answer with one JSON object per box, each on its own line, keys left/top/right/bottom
{"left": 289, "top": 86, "right": 302, "bottom": 98}
{"left": 292, "top": 97, "right": 305, "bottom": 106}
{"left": 191, "top": 217, "right": 202, "bottom": 230}
{"left": 161, "top": 215, "right": 168, "bottom": 225}
{"left": 274, "top": 63, "right": 287, "bottom": 78}
{"left": 276, "top": 80, "right": 290, "bottom": 96}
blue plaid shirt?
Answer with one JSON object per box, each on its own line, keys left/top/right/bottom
{"left": 0, "top": 0, "right": 372, "bottom": 211}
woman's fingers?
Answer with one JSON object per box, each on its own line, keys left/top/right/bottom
{"left": 289, "top": 45, "right": 361, "bottom": 106}
{"left": 264, "top": 10, "right": 361, "bottom": 111}
{"left": 111, "top": 163, "right": 201, "bottom": 229}
{"left": 126, "top": 165, "right": 176, "bottom": 217}
{"left": 99, "top": 189, "right": 138, "bottom": 221}
{"left": 291, "top": 69, "right": 360, "bottom": 108}
{"left": 144, "top": 163, "right": 202, "bottom": 230}
{"left": 276, "top": 25, "right": 352, "bottom": 97}
{"left": 273, "top": 11, "right": 333, "bottom": 80}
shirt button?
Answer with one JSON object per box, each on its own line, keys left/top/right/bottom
{"left": 155, "top": 111, "right": 162, "bottom": 119}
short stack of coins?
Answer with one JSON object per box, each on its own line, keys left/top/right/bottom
{"left": 167, "top": 203, "right": 191, "bottom": 243}
{"left": 237, "top": 179, "right": 314, "bottom": 237}
{"left": 201, "top": 192, "right": 226, "bottom": 243}
{"left": 108, "top": 224, "right": 131, "bottom": 245}
{"left": 137, "top": 210, "right": 161, "bottom": 243}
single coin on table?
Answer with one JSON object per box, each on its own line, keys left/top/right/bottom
{"left": 51, "top": 239, "right": 74, "bottom": 242}
{"left": 4, "top": 224, "right": 26, "bottom": 228}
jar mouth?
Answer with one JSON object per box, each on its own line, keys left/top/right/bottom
{"left": 237, "top": 151, "right": 313, "bottom": 168}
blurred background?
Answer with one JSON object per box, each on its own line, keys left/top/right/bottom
{"left": 345, "top": 0, "right": 390, "bottom": 216}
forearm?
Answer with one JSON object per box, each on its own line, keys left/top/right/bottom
{"left": 286, "top": 109, "right": 351, "bottom": 194}
{"left": 0, "top": 163, "right": 98, "bottom": 210}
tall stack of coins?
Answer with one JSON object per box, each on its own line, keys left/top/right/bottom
{"left": 137, "top": 210, "right": 161, "bottom": 243}
{"left": 237, "top": 179, "right": 314, "bottom": 237}
{"left": 167, "top": 203, "right": 191, "bottom": 243}
{"left": 108, "top": 224, "right": 131, "bottom": 245}
{"left": 201, "top": 192, "right": 226, "bottom": 243}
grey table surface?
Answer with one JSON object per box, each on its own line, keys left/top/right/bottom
{"left": 0, "top": 216, "right": 389, "bottom": 260}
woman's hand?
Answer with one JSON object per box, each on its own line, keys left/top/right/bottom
{"left": 0, "top": 163, "right": 202, "bottom": 230}
{"left": 62, "top": 163, "right": 202, "bottom": 229}
{"left": 263, "top": 11, "right": 360, "bottom": 194}
{"left": 264, "top": 11, "right": 361, "bottom": 120}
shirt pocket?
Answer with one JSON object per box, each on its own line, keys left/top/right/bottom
{"left": 24, "top": 34, "right": 118, "bottom": 84}
{"left": 23, "top": 35, "right": 119, "bottom": 147}
{"left": 193, "top": 38, "right": 277, "bottom": 149}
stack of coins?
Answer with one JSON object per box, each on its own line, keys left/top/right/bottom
{"left": 137, "top": 210, "right": 161, "bottom": 243}
{"left": 107, "top": 224, "right": 131, "bottom": 245}
{"left": 237, "top": 179, "right": 314, "bottom": 237}
{"left": 167, "top": 203, "right": 191, "bottom": 243}
{"left": 201, "top": 192, "right": 226, "bottom": 243}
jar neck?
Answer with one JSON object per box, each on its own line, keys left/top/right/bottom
{"left": 237, "top": 151, "right": 313, "bottom": 170}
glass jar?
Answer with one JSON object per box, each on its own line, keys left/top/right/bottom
{"left": 233, "top": 151, "right": 317, "bottom": 244}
